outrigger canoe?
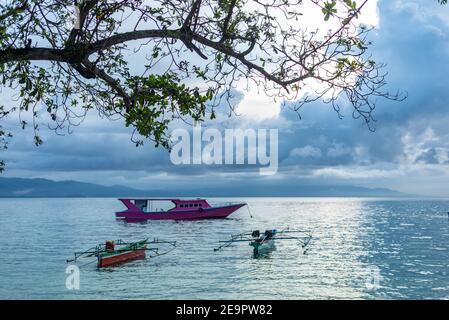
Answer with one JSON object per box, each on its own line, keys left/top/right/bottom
{"left": 115, "top": 198, "right": 247, "bottom": 221}
{"left": 67, "top": 238, "right": 176, "bottom": 268}
{"left": 97, "top": 239, "right": 147, "bottom": 268}
{"left": 214, "top": 228, "right": 312, "bottom": 256}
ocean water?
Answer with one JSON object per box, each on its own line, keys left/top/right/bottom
{"left": 0, "top": 197, "right": 448, "bottom": 300}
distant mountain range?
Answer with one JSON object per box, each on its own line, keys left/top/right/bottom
{"left": 0, "top": 177, "right": 408, "bottom": 198}
{"left": 0, "top": 177, "right": 149, "bottom": 198}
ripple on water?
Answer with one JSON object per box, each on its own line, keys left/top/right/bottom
{"left": 0, "top": 197, "right": 448, "bottom": 299}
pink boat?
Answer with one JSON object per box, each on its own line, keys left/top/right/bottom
{"left": 115, "top": 198, "right": 247, "bottom": 221}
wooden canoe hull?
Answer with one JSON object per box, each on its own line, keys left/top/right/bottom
{"left": 250, "top": 239, "right": 275, "bottom": 255}
{"left": 98, "top": 248, "right": 146, "bottom": 268}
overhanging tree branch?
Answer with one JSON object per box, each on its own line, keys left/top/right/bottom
{"left": 82, "top": 59, "right": 132, "bottom": 109}
{"left": 0, "top": 0, "right": 408, "bottom": 172}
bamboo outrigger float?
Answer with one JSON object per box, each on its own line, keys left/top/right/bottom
{"left": 67, "top": 238, "right": 176, "bottom": 268}
{"left": 214, "top": 228, "right": 312, "bottom": 256}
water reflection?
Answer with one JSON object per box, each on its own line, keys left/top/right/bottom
{"left": 0, "top": 197, "right": 448, "bottom": 299}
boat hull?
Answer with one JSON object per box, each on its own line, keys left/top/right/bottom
{"left": 98, "top": 248, "right": 146, "bottom": 268}
{"left": 115, "top": 204, "right": 246, "bottom": 221}
{"left": 251, "top": 239, "right": 275, "bottom": 255}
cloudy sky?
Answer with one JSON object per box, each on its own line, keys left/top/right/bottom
{"left": 2, "top": 0, "right": 449, "bottom": 197}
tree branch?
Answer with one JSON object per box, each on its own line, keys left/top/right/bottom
{"left": 86, "top": 29, "right": 182, "bottom": 54}
{"left": 0, "top": 47, "right": 68, "bottom": 63}
{"left": 191, "top": 33, "right": 308, "bottom": 88}
{"left": 67, "top": 0, "right": 100, "bottom": 43}
{"left": 82, "top": 59, "right": 132, "bottom": 109}
{"left": 220, "top": 0, "right": 238, "bottom": 43}
{"left": 182, "top": 0, "right": 202, "bottom": 30}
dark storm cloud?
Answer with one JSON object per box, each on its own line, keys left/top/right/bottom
{"left": 1, "top": 90, "right": 249, "bottom": 175}
{"left": 275, "top": 0, "right": 449, "bottom": 170}
{"left": 415, "top": 148, "right": 439, "bottom": 164}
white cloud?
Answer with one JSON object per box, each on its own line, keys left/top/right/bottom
{"left": 311, "top": 166, "right": 404, "bottom": 179}
{"left": 327, "top": 143, "right": 353, "bottom": 158}
{"left": 290, "top": 145, "right": 322, "bottom": 158}
{"left": 237, "top": 0, "right": 380, "bottom": 120}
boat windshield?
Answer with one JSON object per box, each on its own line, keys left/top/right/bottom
{"left": 133, "top": 200, "right": 175, "bottom": 213}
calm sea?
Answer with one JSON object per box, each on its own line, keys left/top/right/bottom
{"left": 0, "top": 197, "right": 448, "bottom": 299}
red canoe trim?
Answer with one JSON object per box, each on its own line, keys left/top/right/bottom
{"left": 98, "top": 249, "right": 146, "bottom": 268}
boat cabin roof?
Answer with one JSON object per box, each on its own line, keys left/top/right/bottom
{"left": 120, "top": 198, "right": 179, "bottom": 201}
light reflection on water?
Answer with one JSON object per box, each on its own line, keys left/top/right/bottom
{"left": 0, "top": 197, "right": 448, "bottom": 299}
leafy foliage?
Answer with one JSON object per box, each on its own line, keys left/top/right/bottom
{"left": 0, "top": 0, "right": 416, "bottom": 171}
